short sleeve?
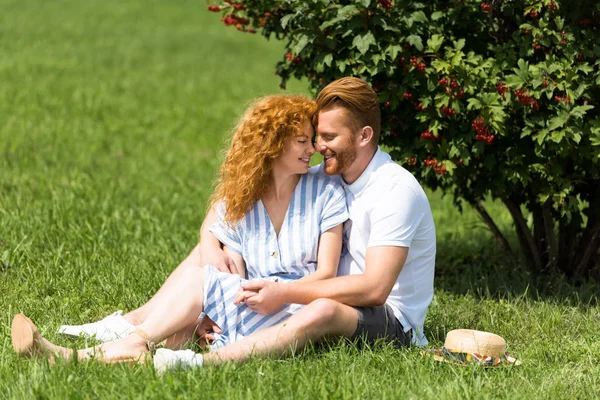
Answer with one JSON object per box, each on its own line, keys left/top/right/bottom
{"left": 320, "top": 183, "right": 349, "bottom": 233}
{"left": 368, "top": 184, "right": 423, "bottom": 248}
{"left": 209, "top": 201, "right": 243, "bottom": 255}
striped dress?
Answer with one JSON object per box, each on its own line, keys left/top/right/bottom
{"left": 203, "top": 170, "right": 348, "bottom": 349}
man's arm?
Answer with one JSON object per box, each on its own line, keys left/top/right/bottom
{"left": 239, "top": 246, "right": 408, "bottom": 314}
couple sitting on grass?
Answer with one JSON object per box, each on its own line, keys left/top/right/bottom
{"left": 12, "top": 77, "right": 436, "bottom": 372}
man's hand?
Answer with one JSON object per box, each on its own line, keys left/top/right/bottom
{"left": 199, "top": 245, "right": 236, "bottom": 274}
{"left": 195, "top": 315, "right": 222, "bottom": 348}
{"left": 233, "top": 280, "right": 285, "bottom": 315}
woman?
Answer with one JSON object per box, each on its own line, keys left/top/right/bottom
{"left": 11, "top": 94, "right": 348, "bottom": 368}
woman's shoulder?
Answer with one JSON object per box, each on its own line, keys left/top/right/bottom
{"left": 304, "top": 167, "right": 344, "bottom": 196}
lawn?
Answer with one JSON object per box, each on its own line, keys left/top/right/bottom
{"left": 1, "top": 1, "right": 599, "bottom": 399}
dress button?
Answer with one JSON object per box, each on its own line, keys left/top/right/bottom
{"left": 272, "top": 251, "right": 278, "bottom": 258}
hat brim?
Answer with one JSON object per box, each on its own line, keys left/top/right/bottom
{"left": 425, "top": 349, "right": 522, "bottom": 367}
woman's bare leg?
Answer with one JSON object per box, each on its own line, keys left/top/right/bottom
{"left": 37, "top": 264, "right": 208, "bottom": 362}
{"left": 123, "top": 244, "right": 203, "bottom": 326}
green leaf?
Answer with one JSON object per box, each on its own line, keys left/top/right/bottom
{"left": 338, "top": 5, "right": 359, "bottom": 19}
{"left": 406, "top": 34, "right": 423, "bottom": 51}
{"left": 453, "top": 39, "right": 465, "bottom": 51}
{"left": 547, "top": 111, "right": 569, "bottom": 131}
{"left": 466, "top": 98, "right": 482, "bottom": 111}
{"left": 426, "top": 34, "right": 444, "bottom": 53}
{"left": 352, "top": 32, "right": 375, "bottom": 55}
{"left": 295, "top": 35, "right": 310, "bottom": 54}
{"left": 570, "top": 105, "right": 594, "bottom": 118}
{"left": 280, "top": 14, "right": 294, "bottom": 30}
{"left": 386, "top": 44, "right": 402, "bottom": 61}
{"left": 411, "top": 11, "right": 428, "bottom": 23}
{"left": 555, "top": 16, "right": 564, "bottom": 30}
{"left": 431, "top": 11, "right": 444, "bottom": 21}
{"left": 550, "top": 130, "right": 566, "bottom": 143}
{"left": 323, "top": 53, "right": 333, "bottom": 67}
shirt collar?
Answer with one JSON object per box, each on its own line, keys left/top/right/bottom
{"left": 342, "top": 147, "right": 389, "bottom": 195}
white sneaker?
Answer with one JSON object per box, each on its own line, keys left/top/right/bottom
{"left": 57, "top": 310, "right": 135, "bottom": 342}
{"left": 153, "top": 348, "right": 204, "bottom": 374}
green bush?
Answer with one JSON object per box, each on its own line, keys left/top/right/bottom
{"left": 208, "top": 0, "right": 600, "bottom": 281}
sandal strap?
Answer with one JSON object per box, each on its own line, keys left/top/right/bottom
{"left": 130, "top": 329, "right": 156, "bottom": 352}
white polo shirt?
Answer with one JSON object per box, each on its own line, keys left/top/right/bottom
{"left": 320, "top": 147, "right": 436, "bottom": 346}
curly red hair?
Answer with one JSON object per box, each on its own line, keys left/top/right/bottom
{"left": 211, "top": 95, "right": 317, "bottom": 225}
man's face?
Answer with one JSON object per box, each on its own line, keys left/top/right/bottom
{"left": 316, "top": 108, "right": 358, "bottom": 176}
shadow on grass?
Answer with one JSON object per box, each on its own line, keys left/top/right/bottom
{"left": 434, "top": 237, "right": 600, "bottom": 307}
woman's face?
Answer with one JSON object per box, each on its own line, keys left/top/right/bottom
{"left": 272, "top": 119, "right": 315, "bottom": 176}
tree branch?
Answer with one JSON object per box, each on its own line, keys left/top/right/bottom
{"left": 471, "top": 200, "right": 512, "bottom": 253}
{"left": 574, "top": 217, "right": 600, "bottom": 278}
{"left": 504, "top": 198, "right": 544, "bottom": 272}
{"left": 542, "top": 200, "right": 558, "bottom": 270}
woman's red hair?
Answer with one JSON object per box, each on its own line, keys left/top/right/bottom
{"left": 211, "top": 95, "right": 317, "bottom": 225}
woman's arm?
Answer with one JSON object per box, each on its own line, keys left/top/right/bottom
{"left": 295, "top": 224, "right": 343, "bottom": 283}
{"left": 199, "top": 206, "right": 236, "bottom": 273}
{"left": 223, "top": 246, "right": 246, "bottom": 278}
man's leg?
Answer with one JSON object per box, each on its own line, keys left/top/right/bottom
{"left": 203, "top": 298, "right": 358, "bottom": 365}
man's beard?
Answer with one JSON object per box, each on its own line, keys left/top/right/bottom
{"left": 323, "top": 140, "right": 356, "bottom": 176}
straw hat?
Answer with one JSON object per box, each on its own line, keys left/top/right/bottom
{"left": 427, "top": 329, "right": 521, "bottom": 366}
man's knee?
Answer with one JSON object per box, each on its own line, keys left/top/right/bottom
{"left": 289, "top": 299, "right": 355, "bottom": 337}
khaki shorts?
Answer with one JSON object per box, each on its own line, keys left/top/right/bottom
{"left": 351, "top": 304, "right": 411, "bottom": 347}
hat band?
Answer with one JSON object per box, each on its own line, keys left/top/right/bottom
{"left": 441, "top": 347, "right": 509, "bottom": 367}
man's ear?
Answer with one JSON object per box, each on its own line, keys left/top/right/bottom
{"left": 358, "top": 126, "right": 374, "bottom": 147}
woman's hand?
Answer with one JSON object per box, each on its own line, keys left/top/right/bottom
{"left": 195, "top": 315, "right": 222, "bottom": 348}
{"left": 233, "top": 281, "right": 285, "bottom": 315}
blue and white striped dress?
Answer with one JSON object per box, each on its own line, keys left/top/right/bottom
{"left": 203, "top": 170, "right": 348, "bottom": 349}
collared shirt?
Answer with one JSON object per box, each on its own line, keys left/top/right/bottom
{"left": 321, "top": 147, "right": 436, "bottom": 346}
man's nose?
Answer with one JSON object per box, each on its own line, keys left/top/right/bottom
{"left": 315, "top": 136, "right": 325, "bottom": 152}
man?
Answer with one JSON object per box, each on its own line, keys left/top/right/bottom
{"left": 156, "top": 77, "right": 436, "bottom": 368}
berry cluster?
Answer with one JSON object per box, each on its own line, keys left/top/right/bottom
{"left": 416, "top": 102, "right": 429, "bottom": 112}
{"left": 425, "top": 157, "right": 447, "bottom": 175}
{"left": 480, "top": 2, "right": 491, "bottom": 13}
{"left": 529, "top": 10, "right": 539, "bottom": 18}
{"left": 420, "top": 129, "right": 440, "bottom": 142}
{"left": 285, "top": 51, "right": 302, "bottom": 64}
{"left": 559, "top": 30, "right": 568, "bottom": 45}
{"left": 409, "top": 57, "right": 426, "bottom": 72}
{"left": 378, "top": 0, "right": 393, "bottom": 9}
{"left": 515, "top": 89, "right": 540, "bottom": 110}
{"left": 207, "top": 4, "right": 221, "bottom": 12}
{"left": 405, "top": 157, "right": 417, "bottom": 166}
{"left": 496, "top": 81, "right": 509, "bottom": 99}
{"left": 424, "top": 157, "right": 437, "bottom": 167}
{"left": 402, "top": 92, "right": 413, "bottom": 100}
{"left": 547, "top": 1, "right": 557, "bottom": 11}
{"left": 554, "top": 95, "right": 571, "bottom": 104}
{"left": 441, "top": 77, "right": 464, "bottom": 99}
{"left": 220, "top": 15, "right": 249, "bottom": 27}
{"left": 472, "top": 117, "right": 495, "bottom": 144}
{"left": 440, "top": 105, "right": 456, "bottom": 116}
{"left": 434, "top": 164, "right": 447, "bottom": 175}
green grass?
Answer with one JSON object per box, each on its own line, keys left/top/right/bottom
{"left": 1, "top": 0, "right": 599, "bottom": 398}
